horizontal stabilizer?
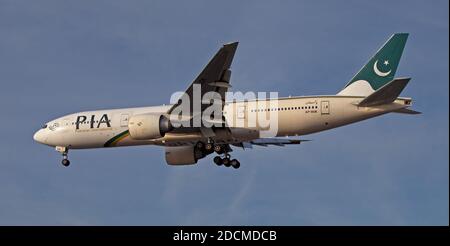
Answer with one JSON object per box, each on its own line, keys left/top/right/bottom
{"left": 393, "top": 108, "right": 422, "bottom": 115}
{"left": 358, "top": 78, "right": 410, "bottom": 107}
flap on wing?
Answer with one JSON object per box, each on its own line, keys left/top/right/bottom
{"left": 233, "top": 138, "right": 311, "bottom": 149}
{"left": 208, "top": 81, "right": 232, "bottom": 88}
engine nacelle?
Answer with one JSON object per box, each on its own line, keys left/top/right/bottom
{"left": 165, "top": 146, "right": 205, "bottom": 165}
{"left": 128, "top": 113, "right": 173, "bottom": 140}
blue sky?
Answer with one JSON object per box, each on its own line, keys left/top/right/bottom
{"left": 0, "top": 0, "right": 448, "bottom": 225}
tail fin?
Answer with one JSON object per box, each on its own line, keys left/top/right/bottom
{"left": 338, "top": 33, "right": 409, "bottom": 96}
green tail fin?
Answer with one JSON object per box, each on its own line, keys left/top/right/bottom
{"left": 338, "top": 33, "right": 408, "bottom": 95}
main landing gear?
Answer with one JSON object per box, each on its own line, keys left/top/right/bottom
{"left": 195, "top": 141, "right": 241, "bottom": 169}
{"left": 56, "top": 146, "right": 70, "bottom": 167}
{"left": 213, "top": 154, "right": 240, "bottom": 169}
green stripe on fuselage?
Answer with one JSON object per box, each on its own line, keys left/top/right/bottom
{"left": 104, "top": 130, "right": 130, "bottom": 147}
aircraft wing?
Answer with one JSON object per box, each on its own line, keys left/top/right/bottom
{"left": 232, "top": 138, "right": 311, "bottom": 149}
{"left": 168, "top": 42, "right": 239, "bottom": 125}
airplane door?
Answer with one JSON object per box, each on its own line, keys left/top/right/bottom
{"left": 237, "top": 105, "right": 246, "bottom": 119}
{"left": 321, "top": 101, "right": 330, "bottom": 115}
{"left": 120, "top": 114, "right": 129, "bottom": 127}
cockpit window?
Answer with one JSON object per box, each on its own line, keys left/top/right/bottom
{"left": 48, "top": 122, "right": 60, "bottom": 131}
{"left": 42, "top": 124, "right": 47, "bottom": 129}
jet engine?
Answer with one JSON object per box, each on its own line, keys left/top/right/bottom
{"left": 165, "top": 146, "right": 205, "bottom": 165}
{"left": 128, "top": 113, "right": 173, "bottom": 140}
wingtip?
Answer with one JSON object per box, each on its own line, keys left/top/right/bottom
{"left": 295, "top": 139, "right": 312, "bottom": 144}
{"left": 223, "top": 41, "right": 239, "bottom": 47}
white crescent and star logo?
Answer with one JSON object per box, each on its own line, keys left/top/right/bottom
{"left": 373, "top": 59, "right": 391, "bottom": 77}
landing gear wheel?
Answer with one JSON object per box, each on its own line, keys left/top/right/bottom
{"left": 230, "top": 159, "right": 240, "bottom": 169}
{"left": 56, "top": 146, "right": 70, "bottom": 167}
{"left": 196, "top": 141, "right": 204, "bottom": 150}
{"left": 222, "top": 157, "right": 231, "bottom": 167}
{"left": 213, "top": 145, "right": 222, "bottom": 153}
{"left": 61, "top": 159, "right": 70, "bottom": 167}
{"left": 205, "top": 143, "right": 213, "bottom": 151}
{"left": 213, "top": 156, "right": 223, "bottom": 166}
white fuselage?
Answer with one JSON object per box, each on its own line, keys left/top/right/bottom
{"left": 33, "top": 95, "right": 410, "bottom": 149}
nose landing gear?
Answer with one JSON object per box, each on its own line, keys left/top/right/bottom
{"left": 61, "top": 153, "right": 70, "bottom": 167}
{"left": 56, "top": 146, "right": 70, "bottom": 167}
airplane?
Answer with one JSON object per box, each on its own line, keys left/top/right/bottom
{"left": 33, "top": 33, "right": 420, "bottom": 169}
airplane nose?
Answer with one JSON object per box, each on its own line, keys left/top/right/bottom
{"left": 33, "top": 129, "right": 47, "bottom": 144}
